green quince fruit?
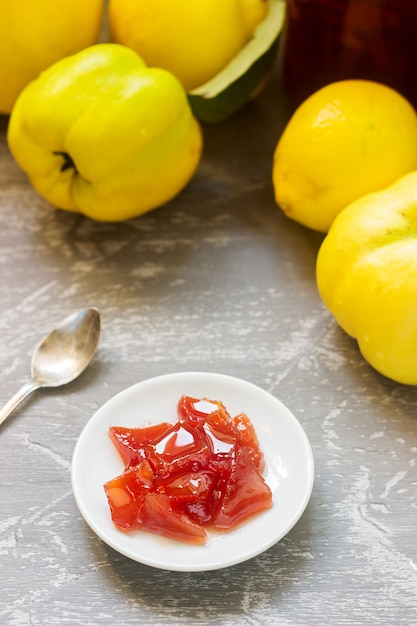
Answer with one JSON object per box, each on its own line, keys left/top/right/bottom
{"left": 7, "top": 43, "right": 203, "bottom": 222}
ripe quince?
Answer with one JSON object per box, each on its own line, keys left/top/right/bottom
{"left": 273, "top": 80, "right": 417, "bottom": 233}
{"left": 108, "top": 0, "right": 268, "bottom": 91}
{"left": 108, "top": 0, "right": 285, "bottom": 122}
{"left": 7, "top": 44, "right": 203, "bottom": 222}
{"left": 0, "top": 0, "right": 103, "bottom": 114}
{"left": 316, "top": 171, "right": 417, "bottom": 385}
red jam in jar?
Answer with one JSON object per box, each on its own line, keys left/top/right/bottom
{"left": 281, "top": 0, "right": 417, "bottom": 108}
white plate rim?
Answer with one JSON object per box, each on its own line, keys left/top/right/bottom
{"left": 71, "top": 371, "right": 314, "bottom": 572}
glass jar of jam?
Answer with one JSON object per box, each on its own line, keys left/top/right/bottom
{"left": 281, "top": 0, "right": 417, "bottom": 109}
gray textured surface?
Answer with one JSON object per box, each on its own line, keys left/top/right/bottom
{"left": 1, "top": 72, "right": 417, "bottom": 626}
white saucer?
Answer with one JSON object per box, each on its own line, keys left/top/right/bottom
{"left": 71, "top": 372, "right": 314, "bottom": 572}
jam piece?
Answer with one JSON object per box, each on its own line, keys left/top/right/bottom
{"left": 103, "top": 460, "right": 154, "bottom": 530}
{"left": 178, "top": 395, "right": 229, "bottom": 427}
{"left": 109, "top": 422, "right": 172, "bottom": 468}
{"left": 213, "top": 447, "right": 273, "bottom": 529}
{"left": 145, "top": 421, "right": 212, "bottom": 479}
{"left": 161, "top": 470, "right": 216, "bottom": 502}
{"left": 139, "top": 492, "right": 207, "bottom": 545}
{"left": 232, "top": 412, "right": 264, "bottom": 470}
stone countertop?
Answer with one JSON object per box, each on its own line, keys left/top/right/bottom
{"left": 1, "top": 71, "right": 417, "bottom": 626}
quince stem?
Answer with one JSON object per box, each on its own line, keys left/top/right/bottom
{"left": 53, "top": 150, "right": 77, "bottom": 174}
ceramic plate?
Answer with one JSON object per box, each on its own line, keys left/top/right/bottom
{"left": 71, "top": 372, "right": 314, "bottom": 572}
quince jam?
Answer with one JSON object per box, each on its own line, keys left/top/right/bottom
{"left": 104, "top": 395, "right": 272, "bottom": 544}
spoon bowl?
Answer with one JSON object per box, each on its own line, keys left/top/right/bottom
{"left": 0, "top": 308, "right": 101, "bottom": 427}
{"left": 32, "top": 308, "right": 101, "bottom": 387}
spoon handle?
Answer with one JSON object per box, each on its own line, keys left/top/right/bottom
{"left": 0, "top": 381, "right": 41, "bottom": 427}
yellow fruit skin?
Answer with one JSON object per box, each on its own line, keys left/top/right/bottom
{"left": 0, "top": 0, "right": 103, "bottom": 115}
{"left": 316, "top": 171, "right": 417, "bottom": 385}
{"left": 7, "top": 44, "right": 203, "bottom": 222}
{"left": 273, "top": 80, "right": 417, "bottom": 233}
{"left": 108, "top": 0, "right": 268, "bottom": 91}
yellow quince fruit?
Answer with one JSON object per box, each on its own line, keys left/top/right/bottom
{"left": 316, "top": 171, "right": 417, "bottom": 385}
{"left": 7, "top": 44, "right": 203, "bottom": 222}
{"left": 0, "top": 0, "right": 104, "bottom": 114}
{"left": 108, "top": 0, "right": 268, "bottom": 91}
{"left": 273, "top": 80, "right": 417, "bottom": 232}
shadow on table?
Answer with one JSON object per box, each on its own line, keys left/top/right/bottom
{"left": 97, "top": 505, "right": 315, "bottom": 622}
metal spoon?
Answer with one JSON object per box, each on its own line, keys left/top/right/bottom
{"left": 0, "top": 307, "right": 101, "bottom": 427}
